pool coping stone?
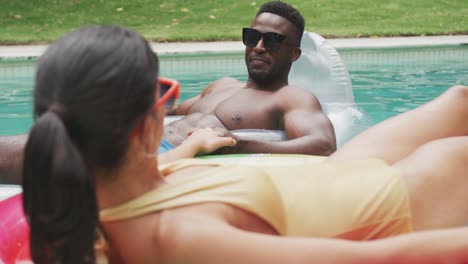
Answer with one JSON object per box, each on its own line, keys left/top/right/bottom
{"left": 0, "top": 35, "right": 467, "bottom": 59}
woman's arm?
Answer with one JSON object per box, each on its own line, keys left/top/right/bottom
{"left": 158, "top": 128, "right": 236, "bottom": 164}
{"left": 164, "top": 221, "right": 468, "bottom": 264}
{"left": 372, "top": 227, "right": 468, "bottom": 264}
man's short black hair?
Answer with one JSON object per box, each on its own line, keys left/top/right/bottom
{"left": 257, "top": 1, "right": 305, "bottom": 44}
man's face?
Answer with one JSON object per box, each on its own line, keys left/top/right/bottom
{"left": 244, "top": 12, "right": 300, "bottom": 83}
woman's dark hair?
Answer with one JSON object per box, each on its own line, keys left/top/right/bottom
{"left": 257, "top": 1, "right": 305, "bottom": 44}
{"left": 22, "top": 25, "right": 159, "bottom": 263}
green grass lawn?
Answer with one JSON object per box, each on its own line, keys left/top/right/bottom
{"left": 0, "top": 0, "right": 466, "bottom": 44}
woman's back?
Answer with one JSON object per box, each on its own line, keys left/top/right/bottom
{"left": 102, "top": 192, "right": 277, "bottom": 263}
{"left": 100, "top": 159, "right": 280, "bottom": 263}
{"left": 99, "top": 158, "right": 413, "bottom": 262}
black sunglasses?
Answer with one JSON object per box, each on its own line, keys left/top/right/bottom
{"left": 242, "top": 28, "right": 288, "bottom": 52}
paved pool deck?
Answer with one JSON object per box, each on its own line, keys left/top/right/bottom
{"left": 0, "top": 35, "right": 467, "bottom": 58}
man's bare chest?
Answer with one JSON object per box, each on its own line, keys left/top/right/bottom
{"left": 193, "top": 90, "right": 282, "bottom": 130}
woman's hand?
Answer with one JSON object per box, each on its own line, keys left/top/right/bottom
{"left": 185, "top": 128, "right": 237, "bottom": 155}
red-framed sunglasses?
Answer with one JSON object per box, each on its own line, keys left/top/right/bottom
{"left": 157, "top": 77, "right": 180, "bottom": 110}
{"left": 129, "top": 77, "right": 180, "bottom": 140}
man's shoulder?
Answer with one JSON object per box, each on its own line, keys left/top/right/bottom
{"left": 212, "top": 77, "right": 242, "bottom": 88}
{"left": 275, "top": 85, "right": 322, "bottom": 110}
{"left": 278, "top": 84, "right": 318, "bottom": 99}
{"left": 204, "top": 77, "right": 243, "bottom": 94}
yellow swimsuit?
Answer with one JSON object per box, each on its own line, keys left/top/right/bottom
{"left": 100, "top": 158, "right": 413, "bottom": 240}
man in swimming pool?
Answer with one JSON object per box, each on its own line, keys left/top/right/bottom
{"left": 164, "top": 1, "right": 336, "bottom": 155}
{"left": 0, "top": 1, "right": 336, "bottom": 183}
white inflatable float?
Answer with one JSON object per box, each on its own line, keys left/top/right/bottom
{"left": 165, "top": 32, "right": 375, "bottom": 147}
{"left": 290, "top": 32, "right": 375, "bottom": 147}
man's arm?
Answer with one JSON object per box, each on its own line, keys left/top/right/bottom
{"left": 216, "top": 87, "right": 336, "bottom": 156}
{"left": 0, "top": 134, "right": 28, "bottom": 184}
{"left": 171, "top": 95, "right": 200, "bottom": 115}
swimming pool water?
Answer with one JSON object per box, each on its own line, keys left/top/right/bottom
{"left": 344, "top": 46, "right": 468, "bottom": 121}
{"left": 0, "top": 46, "right": 467, "bottom": 136}
{"left": 0, "top": 59, "right": 33, "bottom": 136}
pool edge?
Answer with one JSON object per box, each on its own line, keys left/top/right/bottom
{"left": 0, "top": 35, "right": 467, "bottom": 59}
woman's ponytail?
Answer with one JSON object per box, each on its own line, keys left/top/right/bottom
{"left": 22, "top": 111, "right": 98, "bottom": 264}
{"left": 22, "top": 25, "right": 160, "bottom": 263}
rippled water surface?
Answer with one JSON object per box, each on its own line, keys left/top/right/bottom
{"left": 0, "top": 46, "right": 467, "bottom": 136}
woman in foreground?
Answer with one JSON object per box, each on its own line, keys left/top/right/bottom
{"left": 22, "top": 25, "right": 468, "bottom": 264}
